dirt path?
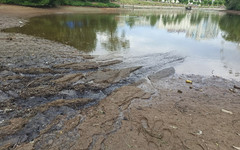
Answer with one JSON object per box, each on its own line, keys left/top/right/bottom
{"left": 0, "top": 4, "right": 240, "bottom": 150}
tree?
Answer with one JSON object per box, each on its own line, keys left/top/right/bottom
{"left": 225, "top": 0, "right": 240, "bottom": 10}
{"left": 178, "top": 0, "right": 188, "bottom": 4}
{"left": 208, "top": 0, "right": 212, "bottom": 5}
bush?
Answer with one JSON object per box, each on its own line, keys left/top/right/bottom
{"left": 0, "top": 0, "right": 63, "bottom": 7}
{"left": 64, "top": 0, "right": 120, "bottom": 8}
{"left": 225, "top": 0, "right": 240, "bottom": 10}
{"left": 0, "top": 0, "right": 120, "bottom": 8}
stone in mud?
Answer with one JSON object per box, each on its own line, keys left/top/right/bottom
{"left": 148, "top": 67, "right": 175, "bottom": 81}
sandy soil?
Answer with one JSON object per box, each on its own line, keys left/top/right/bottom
{"left": 0, "top": 4, "right": 240, "bottom": 150}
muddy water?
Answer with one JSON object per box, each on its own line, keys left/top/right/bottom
{"left": 4, "top": 9, "right": 240, "bottom": 81}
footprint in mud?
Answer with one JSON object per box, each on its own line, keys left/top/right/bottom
{"left": 174, "top": 100, "right": 193, "bottom": 113}
{"left": 161, "top": 128, "right": 173, "bottom": 144}
{"left": 152, "top": 120, "right": 164, "bottom": 131}
{"left": 184, "top": 139, "right": 207, "bottom": 150}
{"left": 140, "top": 118, "right": 176, "bottom": 147}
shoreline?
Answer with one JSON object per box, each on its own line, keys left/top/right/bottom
{"left": 0, "top": 5, "right": 240, "bottom": 150}
{"left": 220, "top": 9, "right": 240, "bottom": 15}
{"left": 120, "top": 4, "right": 225, "bottom": 11}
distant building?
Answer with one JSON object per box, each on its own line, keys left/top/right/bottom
{"left": 161, "top": 0, "right": 180, "bottom": 3}
{"left": 161, "top": 0, "right": 205, "bottom": 4}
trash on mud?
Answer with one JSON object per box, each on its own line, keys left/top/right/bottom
{"left": 221, "top": 109, "right": 233, "bottom": 115}
{"left": 234, "top": 85, "right": 240, "bottom": 89}
{"left": 186, "top": 80, "right": 192, "bottom": 84}
{"left": 196, "top": 130, "right": 203, "bottom": 135}
{"left": 229, "top": 89, "right": 236, "bottom": 93}
{"left": 233, "top": 146, "right": 240, "bottom": 150}
{"left": 170, "top": 125, "right": 178, "bottom": 129}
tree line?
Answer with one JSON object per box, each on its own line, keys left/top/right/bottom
{"left": 0, "top": 0, "right": 240, "bottom": 11}
{"left": 0, "top": 0, "right": 119, "bottom": 7}
{"left": 225, "top": 0, "right": 240, "bottom": 10}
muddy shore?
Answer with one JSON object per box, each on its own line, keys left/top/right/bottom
{"left": 0, "top": 5, "right": 240, "bottom": 150}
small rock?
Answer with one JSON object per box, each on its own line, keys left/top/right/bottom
{"left": 234, "top": 85, "right": 240, "bottom": 89}
{"left": 148, "top": 67, "right": 175, "bottom": 81}
{"left": 229, "top": 89, "right": 236, "bottom": 93}
{"left": 4, "top": 108, "right": 14, "bottom": 113}
{"left": 177, "top": 90, "right": 183, "bottom": 93}
{"left": 123, "top": 117, "right": 128, "bottom": 121}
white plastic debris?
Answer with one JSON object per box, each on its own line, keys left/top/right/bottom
{"left": 196, "top": 130, "right": 203, "bottom": 135}
{"left": 221, "top": 109, "right": 233, "bottom": 115}
{"left": 233, "top": 146, "right": 240, "bottom": 150}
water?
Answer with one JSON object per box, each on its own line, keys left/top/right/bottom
{"left": 5, "top": 9, "right": 240, "bottom": 81}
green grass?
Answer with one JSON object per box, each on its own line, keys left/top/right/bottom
{"left": 0, "top": 0, "right": 120, "bottom": 8}
{"left": 0, "top": 0, "right": 63, "bottom": 7}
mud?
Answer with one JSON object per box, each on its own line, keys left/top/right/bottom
{"left": 0, "top": 4, "right": 240, "bottom": 150}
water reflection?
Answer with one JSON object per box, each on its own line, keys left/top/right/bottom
{"left": 5, "top": 14, "right": 125, "bottom": 52}
{"left": 219, "top": 14, "right": 240, "bottom": 43}
{"left": 5, "top": 10, "right": 240, "bottom": 51}
{"left": 4, "top": 10, "right": 240, "bottom": 80}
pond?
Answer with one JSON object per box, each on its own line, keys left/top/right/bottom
{"left": 5, "top": 9, "right": 240, "bottom": 81}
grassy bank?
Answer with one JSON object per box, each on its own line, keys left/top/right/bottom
{"left": 0, "top": 0, "right": 120, "bottom": 8}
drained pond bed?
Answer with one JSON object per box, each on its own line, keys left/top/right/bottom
{"left": 1, "top": 5, "right": 240, "bottom": 150}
